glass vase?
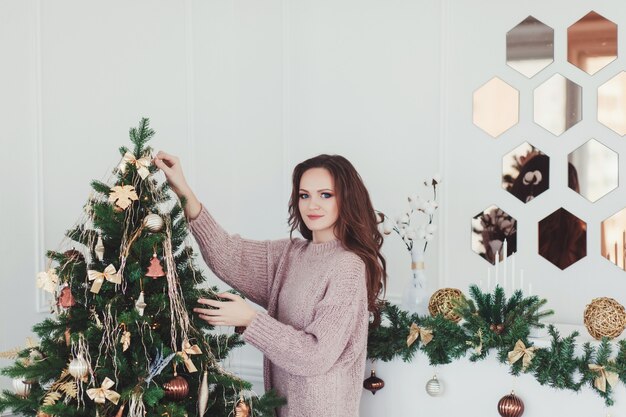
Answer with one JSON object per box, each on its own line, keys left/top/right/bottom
{"left": 402, "top": 245, "right": 430, "bottom": 316}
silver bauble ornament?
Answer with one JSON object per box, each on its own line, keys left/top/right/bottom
{"left": 425, "top": 374, "right": 444, "bottom": 397}
{"left": 12, "top": 378, "right": 31, "bottom": 398}
{"left": 68, "top": 356, "right": 90, "bottom": 380}
{"left": 143, "top": 213, "right": 164, "bottom": 232}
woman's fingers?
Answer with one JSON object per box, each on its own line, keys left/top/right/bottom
{"left": 197, "top": 298, "right": 221, "bottom": 307}
{"left": 193, "top": 307, "right": 220, "bottom": 316}
{"left": 217, "top": 292, "right": 239, "bottom": 301}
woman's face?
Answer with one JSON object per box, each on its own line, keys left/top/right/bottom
{"left": 298, "top": 167, "right": 339, "bottom": 243}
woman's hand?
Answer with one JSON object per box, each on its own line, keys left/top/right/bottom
{"left": 153, "top": 151, "right": 201, "bottom": 219}
{"left": 194, "top": 293, "right": 258, "bottom": 327}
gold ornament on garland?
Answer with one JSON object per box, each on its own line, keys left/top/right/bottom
{"left": 135, "top": 291, "right": 147, "bottom": 316}
{"left": 588, "top": 364, "right": 619, "bottom": 393}
{"left": 36, "top": 269, "right": 59, "bottom": 294}
{"left": 428, "top": 288, "right": 464, "bottom": 322}
{"left": 198, "top": 370, "right": 209, "bottom": 416}
{"left": 86, "top": 377, "right": 120, "bottom": 405}
{"left": 94, "top": 233, "right": 105, "bottom": 261}
{"left": 108, "top": 185, "right": 139, "bottom": 210}
{"left": 163, "top": 375, "right": 189, "bottom": 400}
{"left": 507, "top": 340, "right": 537, "bottom": 370}
{"left": 497, "top": 391, "right": 524, "bottom": 417}
{"left": 68, "top": 356, "right": 90, "bottom": 382}
{"left": 12, "top": 379, "right": 31, "bottom": 398}
{"left": 363, "top": 369, "right": 385, "bottom": 395}
{"left": 583, "top": 297, "right": 626, "bottom": 340}
{"left": 119, "top": 324, "right": 131, "bottom": 352}
{"left": 407, "top": 323, "right": 433, "bottom": 347}
{"left": 425, "top": 374, "right": 444, "bottom": 397}
{"left": 177, "top": 340, "right": 202, "bottom": 373}
{"left": 143, "top": 213, "right": 164, "bottom": 232}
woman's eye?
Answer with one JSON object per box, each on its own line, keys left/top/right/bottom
{"left": 299, "top": 193, "right": 309, "bottom": 199}
{"left": 321, "top": 192, "right": 333, "bottom": 199}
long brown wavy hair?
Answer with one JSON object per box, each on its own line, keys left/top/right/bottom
{"left": 287, "top": 154, "right": 387, "bottom": 326}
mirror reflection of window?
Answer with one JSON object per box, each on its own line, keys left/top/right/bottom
{"left": 471, "top": 205, "right": 517, "bottom": 264}
{"left": 538, "top": 208, "right": 586, "bottom": 270}
{"left": 598, "top": 71, "right": 626, "bottom": 136}
{"left": 601, "top": 208, "right": 626, "bottom": 270}
{"left": 567, "top": 139, "right": 618, "bottom": 202}
{"left": 506, "top": 16, "right": 554, "bottom": 78}
{"left": 568, "top": 11, "right": 618, "bottom": 75}
{"left": 534, "top": 74, "right": 582, "bottom": 136}
{"left": 473, "top": 77, "right": 519, "bottom": 138}
{"left": 502, "top": 142, "right": 549, "bottom": 203}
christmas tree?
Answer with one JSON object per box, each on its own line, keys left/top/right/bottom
{"left": 0, "top": 118, "right": 284, "bottom": 417}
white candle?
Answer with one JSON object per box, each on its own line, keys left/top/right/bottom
{"left": 520, "top": 269, "right": 524, "bottom": 295}
{"left": 479, "top": 279, "right": 483, "bottom": 290}
{"left": 487, "top": 268, "right": 491, "bottom": 291}
{"left": 528, "top": 283, "right": 533, "bottom": 297}
{"left": 511, "top": 253, "right": 515, "bottom": 291}
{"left": 494, "top": 250, "right": 499, "bottom": 289}
{"left": 502, "top": 239, "right": 507, "bottom": 290}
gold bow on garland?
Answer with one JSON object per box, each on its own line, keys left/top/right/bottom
{"left": 507, "top": 340, "right": 537, "bottom": 370}
{"left": 177, "top": 340, "right": 202, "bottom": 373}
{"left": 589, "top": 364, "right": 619, "bottom": 393}
{"left": 87, "top": 264, "right": 121, "bottom": 293}
{"left": 118, "top": 151, "right": 151, "bottom": 179}
{"left": 86, "top": 377, "right": 120, "bottom": 405}
{"left": 407, "top": 323, "right": 433, "bottom": 347}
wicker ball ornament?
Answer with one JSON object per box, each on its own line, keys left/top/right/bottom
{"left": 163, "top": 375, "right": 189, "bottom": 400}
{"left": 428, "top": 288, "right": 464, "bottom": 322}
{"left": 12, "top": 379, "right": 31, "bottom": 398}
{"left": 583, "top": 297, "right": 626, "bottom": 340}
{"left": 497, "top": 391, "right": 524, "bottom": 417}
{"left": 68, "top": 357, "right": 90, "bottom": 380}
{"left": 143, "top": 213, "right": 164, "bottom": 232}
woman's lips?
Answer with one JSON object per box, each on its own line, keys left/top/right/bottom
{"left": 307, "top": 215, "right": 323, "bottom": 220}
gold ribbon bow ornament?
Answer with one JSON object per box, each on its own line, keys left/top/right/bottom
{"left": 589, "top": 364, "right": 619, "bottom": 393}
{"left": 177, "top": 340, "right": 202, "bottom": 373}
{"left": 507, "top": 340, "right": 537, "bottom": 370}
{"left": 36, "top": 269, "right": 59, "bottom": 293}
{"left": 87, "top": 264, "right": 121, "bottom": 293}
{"left": 118, "top": 151, "right": 151, "bottom": 179}
{"left": 86, "top": 377, "right": 120, "bottom": 405}
{"left": 407, "top": 323, "right": 433, "bottom": 347}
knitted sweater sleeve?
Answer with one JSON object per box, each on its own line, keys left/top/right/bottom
{"left": 242, "top": 256, "right": 367, "bottom": 377}
{"left": 188, "top": 205, "right": 290, "bottom": 309}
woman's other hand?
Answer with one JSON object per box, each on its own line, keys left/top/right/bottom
{"left": 153, "top": 151, "right": 201, "bottom": 219}
{"left": 194, "top": 293, "right": 258, "bottom": 327}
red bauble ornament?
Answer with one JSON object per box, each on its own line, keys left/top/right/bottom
{"left": 235, "top": 398, "right": 251, "bottom": 417}
{"left": 234, "top": 326, "right": 246, "bottom": 335}
{"left": 363, "top": 370, "right": 385, "bottom": 395}
{"left": 145, "top": 253, "right": 165, "bottom": 278}
{"left": 57, "top": 286, "right": 76, "bottom": 308}
{"left": 498, "top": 391, "right": 524, "bottom": 417}
{"left": 63, "top": 249, "right": 85, "bottom": 263}
{"left": 163, "top": 375, "right": 189, "bottom": 400}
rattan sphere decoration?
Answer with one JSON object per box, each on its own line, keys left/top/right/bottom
{"left": 583, "top": 297, "right": 626, "bottom": 340}
{"left": 428, "top": 288, "right": 464, "bottom": 322}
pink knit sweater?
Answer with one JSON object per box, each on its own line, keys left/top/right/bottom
{"left": 189, "top": 206, "right": 369, "bottom": 416}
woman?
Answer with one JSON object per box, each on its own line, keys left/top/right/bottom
{"left": 154, "top": 151, "right": 386, "bottom": 416}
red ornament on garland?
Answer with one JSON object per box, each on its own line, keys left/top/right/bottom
{"left": 498, "top": 391, "right": 524, "bottom": 417}
{"left": 163, "top": 375, "right": 189, "bottom": 400}
{"left": 57, "top": 286, "right": 76, "bottom": 308}
{"left": 363, "top": 369, "right": 385, "bottom": 395}
{"left": 145, "top": 253, "right": 165, "bottom": 278}
{"left": 63, "top": 249, "right": 85, "bottom": 263}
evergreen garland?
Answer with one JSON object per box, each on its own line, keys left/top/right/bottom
{"left": 367, "top": 284, "right": 626, "bottom": 406}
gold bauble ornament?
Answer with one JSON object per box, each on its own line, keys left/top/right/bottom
{"left": 143, "top": 213, "right": 164, "bottom": 232}
{"left": 37, "top": 411, "right": 53, "bottom": 417}
{"left": 12, "top": 379, "right": 31, "bottom": 398}
{"left": 163, "top": 375, "right": 189, "bottom": 400}
{"left": 583, "top": 297, "right": 626, "bottom": 340}
{"left": 363, "top": 370, "right": 385, "bottom": 395}
{"left": 497, "top": 391, "right": 524, "bottom": 417}
{"left": 428, "top": 288, "right": 464, "bottom": 322}
{"left": 68, "top": 356, "right": 90, "bottom": 380}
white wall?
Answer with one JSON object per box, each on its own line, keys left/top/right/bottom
{"left": 2, "top": 1, "right": 625, "bottom": 416}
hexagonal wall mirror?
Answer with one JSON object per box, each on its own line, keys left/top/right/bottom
{"left": 534, "top": 74, "right": 582, "bottom": 136}
{"left": 472, "top": 205, "right": 517, "bottom": 264}
{"left": 568, "top": 11, "right": 617, "bottom": 75}
{"left": 601, "top": 207, "right": 626, "bottom": 270}
{"left": 473, "top": 77, "right": 519, "bottom": 138}
{"left": 568, "top": 139, "right": 618, "bottom": 202}
{"left": 507, "top": 16, "right": 554, "bottom": 78}
{"left": 598, "top": 71, "right": 626, "bottom": 136}
{"left": 538, "top": 208, "right": 586, "bottom": 269}
{"left": 502, "top": 142, "right": 549, "bottom": 203}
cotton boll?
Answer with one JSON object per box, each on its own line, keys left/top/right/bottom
{"left": 400, "top": 213, "right": 410, "bottom": 224}
{"left": 433, "top": 173, "right": 442, "bottom": 184}
{"left": 424, "top": 233, "right": 434, "bottom": 242}
{"left": 426, "top": 224, "right": 437, "bottom": 234}
{"left": 405, "top": 229, "right": 417, "bottom": 240}
{"left": 383, "top": 218, "right": 394, "bottom": 235}
{"left": 416, "top": 227, "right": 427, "bottom": 240}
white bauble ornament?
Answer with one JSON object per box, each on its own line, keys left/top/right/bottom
{"left": 68, "top": 356, "right": 90, "bottom": 380}
{"left": 13, "top": 378, "right": 31, "bottom": 398}
{"left": 143, "top": 213, "right": 164, "bottom": 232}
{"left": 425, "top": 374, "right": 444, "bottom": 397}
